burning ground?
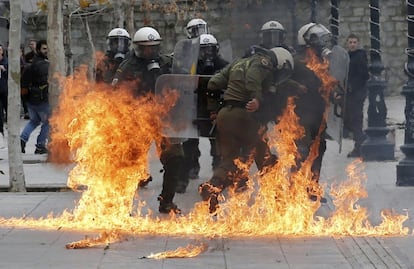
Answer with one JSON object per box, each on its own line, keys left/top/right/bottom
{"left": 0, "top": 61, "right": 411, "bottom": 251}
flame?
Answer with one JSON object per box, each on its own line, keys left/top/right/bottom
{"left": 0, "top": 64, "right": 411, "bottom": 254}
{"left": 144, "top": 242, "right": 208, "bottom": 259}
{"left": 305, "top": 49, "right": 338, "bottom": 103}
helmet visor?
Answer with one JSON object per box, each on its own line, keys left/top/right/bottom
{"left": 133, "top": 43, "right": 160, "bottom": 60}
{"left": 188, "top": 24, "right": 208, "bottom": 38}
{"left": 261, "top": 30, "right": 286, "bottom": 49}
{"left": 107, "top": 37, "right": 130, "bottom": 54}
{"left": 305, "top": 25, "right": 333, "bottom": 49}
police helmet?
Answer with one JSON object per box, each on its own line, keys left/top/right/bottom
{"left": 186, "top": 18, "right": 208, "bottom": 39}
{"left": 260, "top": 20, "right": 287, "bottom": 48}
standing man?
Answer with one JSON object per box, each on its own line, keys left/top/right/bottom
{"left": 22, "top": 39, "right": 37, "bottom": 120}
{"left": 180, "top": 18, "right": 212, "bottom": 184}
{"left": 289, "top": 23, "right": 335, "bottom": 203}
{"left": 177, "top": 33, "right": 229, "bottom": 193}
{"left": 20, "top": 39, "right": 50, "bottom": 154}
{"left": 112, "top": 26, "right": 182, "bottom": 214}
{"left": 344, "top": 33, "right": 369, "bottom": 157}
{"left": 24, "top": 39, "right": 36, "bottom": 64}
{"left": 199, "top": 47, "right": 295, "bottom": 213}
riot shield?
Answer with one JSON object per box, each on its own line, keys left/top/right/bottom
{"left": 326, "top": 45, "right": 350, "bottom": 152}
{"left": 219, "top": 39, "right": 233, "bottom": 63}
{"left": 155, "top": 74, "right": 199, "bottom": 138}
{"left": 172, "top": 37, "right": 200, "bottom": 75}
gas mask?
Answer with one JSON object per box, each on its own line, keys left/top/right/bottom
{"left": 199, "top": 45, "right": 218, "bottom": 73}
{"left": 303, "top": 24, "right": 333, "bottom": 58}
{"left": 133, "top": 43, "right": 161, "bottom": 71}
{"left": 107, "top": 37, "right": 130, "bottom": 61}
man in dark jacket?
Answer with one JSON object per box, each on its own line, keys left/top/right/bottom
{"left": 344, "top": 33, "right": 369, "bottom": 157}
{"left": 20, "top": 39, "right": 50, "bottom": 155}
{"left": 177, "top": 33, "right": 229, "bottom": 193}
{"left": 289, "top": 23, "right": 335, "bottom": 203}
{"left": 112, "top": 26, "right": 182, "bottom": 214}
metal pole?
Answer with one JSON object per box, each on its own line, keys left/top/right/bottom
{"left": 310, "top": 0, "right": 318, "bottom": 23}
{"left": 396, "top": 0, "right": 414, "bottom": 186}
{"left": 360, "top": 0, "right": 395, "bottom": 160}
{"left": 330, "top": 0, "right": 339, "bottom": 46}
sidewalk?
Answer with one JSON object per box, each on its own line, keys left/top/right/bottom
{"left": 0, "top": 96, "right": 413, "bottom": 269}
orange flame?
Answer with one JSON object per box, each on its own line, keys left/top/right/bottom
{"left": 0, "top": 65, "right": 411, "bottom": 252}
{"left": 144, "top": 242, "right": 208, "bottom": 259}
{"left": 305, "top": 49, "right": 338, "bottom": 103}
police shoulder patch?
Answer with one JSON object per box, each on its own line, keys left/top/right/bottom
{"left": 261, "top": 57, "right": 269, "bottom": 66}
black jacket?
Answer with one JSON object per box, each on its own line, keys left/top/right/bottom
{"left": 287, "top": 48, "right": 326, "bottom": 136}
{"left": 21, "top": 54, "right": 49, "bottom": 104}
{"left": 348, "top": 49, "right": 369, "bottom": 94}
{"left": 114, "top": 54, "right": 171, "bottom": 96}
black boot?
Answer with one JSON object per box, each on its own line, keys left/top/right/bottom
{"left": 199, "top": 182, "right": 221, "bottom": 213}
{"left": 158, "top": 195, "right": 181, "bottom": 214}
{"left": 34, "top": 144, "right": 48, "bottom": 154}
{"left": 138, "top": 176, "right": 152, "bottom": 188}
{"left": 159, "top": 156, "right": 184, "bottom": 213}
{"left": 20, "top": 139, "right": 26, "bottom": 154}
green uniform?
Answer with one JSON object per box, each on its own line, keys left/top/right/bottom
{"left": 200, "top": 53, "right": 276, "bottom": 206}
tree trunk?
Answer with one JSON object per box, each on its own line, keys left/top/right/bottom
{"left": 47, "top": 0, "right": 66, "bottom": 110}
{"left": 125, "top": 0, "right": 135, "bottom": 36}
{"left": 83, "top": 18, "right": 96, "bottom": 81}
{"left": 113, "top": 1, "right": 124, "bottom": 28}
{"left": 8, "top": 0, "right": 26, "bottom": 192}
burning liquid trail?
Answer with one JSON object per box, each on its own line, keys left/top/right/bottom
{"left": 0, "top": 64, "right": 410, "bottom": 253}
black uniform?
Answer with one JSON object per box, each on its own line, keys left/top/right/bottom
{"left": 344, "top": 48, "right": 369, "bottom": 157}
{"left": 96, "top": 52, "right": 125, "bottom": 84}
{"left": 177, "top": 55, "right": 228, "bottom": 193}
{"left": 289, "top": 48, "right": 327, "bottom": 191}
{"left": 113, "top": 53, "right": 183, "bottom": 214}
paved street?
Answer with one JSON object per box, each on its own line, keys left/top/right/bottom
{"left": 0, "top": 96, "right": 413, "bottom": 269}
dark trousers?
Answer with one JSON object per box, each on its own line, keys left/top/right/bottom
{"left": 344, "top": 92, "right": 367, "bottom": 149}
{"left": 183, "top": 138, "right": 201, "bottom": 172}
{"left": 295, "top": 125, "right": 327, "bottom": 183}
{"left": 0, "top": 90, "right": 7, "bottom": 134}
{"left": 159, "top": 140, "right": 184, "bottom": 205}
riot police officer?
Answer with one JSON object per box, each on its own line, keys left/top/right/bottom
{"left": 112, "top": 26, "right": 183, "bottom": 214}
{"left": 289, "top": 22, "right": 334, "bottom": 203}
{"left": 177, "top": 33, "right": 229, "bottom": 193}
{"left": 245, "top": 20, "right": 293, "bottom": 57}
{"left": 199, "top": 47, "right": 295, "bottom": 213}
{"left": 242, "top": 20, "right": 290, "bottom": 174}
{"left": 96, "top": 28, "right": 131, "bottom": 84}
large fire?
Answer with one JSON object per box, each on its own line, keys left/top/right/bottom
{"left": 0, "top": 53, "right": 411, "bottom": 257}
